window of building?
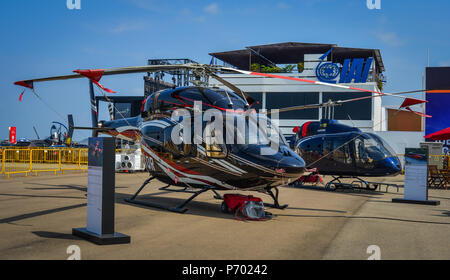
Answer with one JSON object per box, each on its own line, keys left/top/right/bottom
{"left": 266, "top": 92, "right": 319, "bottom": 120}
{"left": 247, "top": 92, "right": 263, "bottom": 111}
{"left": 114, "top": 103, "right": 132, "bottom": 119}
{"left": 322, "top": 92, "right": 372, "bottom": 120}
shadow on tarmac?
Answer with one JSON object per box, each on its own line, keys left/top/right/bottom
{"left": 32, "top": 231, "right": 83, "bottom": 241}
{"left": 1, "top": 181, "right": 354, "bottom": 226}
{"left": 275, "top": 213, "right": 450, "bottom": 225}
{"left": 0, "top": 203, "right": 87, "bottom": 224}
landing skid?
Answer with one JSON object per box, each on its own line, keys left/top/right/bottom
{"left": 159, "top": 184, "right": 223, "bottom": 199}
{"left": 124, "top": 177, "right": 220, "bottom": 213}
{"left": 325, "top": 176, "right": 377, "bottom": 191}
{"left": 264, "top": 187, "right": 288, "bottom": 209}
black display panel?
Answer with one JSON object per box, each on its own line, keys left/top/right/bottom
{"left": 247, "top": 92, "right": 263, "bottom": 111}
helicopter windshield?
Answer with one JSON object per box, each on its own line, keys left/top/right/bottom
{"left": 212, "top": 89, "right": 248, "bottom": 109}
{"left": 367, "top": 133, "right": 397, "bottom": 157}
{"left": 355, "top": 133, "right": 396, "bottom": 162}
{"left": 176, "top": 88, "right": 248, "bottom": 111}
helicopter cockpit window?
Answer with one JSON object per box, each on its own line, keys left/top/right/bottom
{"left": 212, "top": 89, "right": 247, "bottom": 110}
{"left": 234, "top": 114, "right": 286, "bottom": 148}
{"left": 331, "top": 138, "right": 352, "bottom": 164}
{"left": 175, "top": 88, "right": 247, "bottom": 110}
{"left": 204, "top": 123, "right": 227, "bottom": 159}
{"left": 142, "top": 94, "right": 155, "bottom": 119}
{"left": 355, "top": 134, "right": 392, "bottom": 162}
{"left": 367, "top": 133, "right": 397, "bottom": 157}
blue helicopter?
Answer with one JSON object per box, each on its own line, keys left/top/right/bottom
{"left": 290, "top": 119, "right": 402, "bottom": 190}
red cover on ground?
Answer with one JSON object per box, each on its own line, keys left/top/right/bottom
{"left": 223, "top": 194, "right": 262, "bottom": 212}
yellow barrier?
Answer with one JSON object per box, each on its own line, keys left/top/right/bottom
{"left": 396, "top": 154, "right": 450, "bottom": 174}
{"left": 428, "top": 155, "right": 450, "bottom": 170}
{"left": 0, "top": 148, "right": 88, "bottom": 178}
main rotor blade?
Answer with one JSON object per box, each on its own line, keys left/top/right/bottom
{"left": 268, "top": 103, "right": 330, "bottom": 114}
{"left": 220, "top": 67, "right": 428, "bottom": 104}
{"left": 14, "top": 64, "right": 204, "bottom": 87}
{"left": 207, "top": 70, "right": 254, "bottom": 105}
{"left": 388, "top": 89, "right": 450, "bottom": 95}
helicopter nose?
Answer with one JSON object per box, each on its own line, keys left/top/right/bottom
{"left": 382, "top": 157, "right": 402, "bottom": 174}
{"left": 277, "top": 154, "right": 306, "bottom": 178}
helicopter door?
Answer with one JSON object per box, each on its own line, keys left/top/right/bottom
{"left": 324, "top": 137, "right": 353, "bottom": 173}
{"left": 334, "top": 138, "right": 353, "bottom": 173}
{"left": 161, "top": 122, "right": 197, "bottom": 158}
{"left": 354, "top": 136, "right": 376, "bottom": 170}
{"left": 204, "top": 123, "right": 227, "bottom": 159}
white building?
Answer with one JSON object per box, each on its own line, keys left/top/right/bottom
{"left": 209, "top": 42, "right": 386, "bottom": 135}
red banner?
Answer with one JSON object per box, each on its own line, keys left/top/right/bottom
{"left": 9, "top": 127, "right": 17, "bottom": 144}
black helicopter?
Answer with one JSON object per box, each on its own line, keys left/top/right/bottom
{"left": 14, "top": 64, "right": 306, "bottom": 213}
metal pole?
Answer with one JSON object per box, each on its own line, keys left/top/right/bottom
{"left": 0, "top": 149, "right": 4, "bottom": 174}
{"left": 89, "top": 81, "right": 98, "bottom": 137}
{"left": 29, "top": 149, "right": 32, "bottom": 174}
{"left": 422, "top": 73, "right": 426, "bottom": 131}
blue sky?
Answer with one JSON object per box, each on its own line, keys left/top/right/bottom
{"left": 1, "top": 0, "right": 449, "bottom": 141}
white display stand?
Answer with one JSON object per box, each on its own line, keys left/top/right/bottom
{"left": 87, "top": 166, "right": 103, "bottom": 235}
{"left": 393, "top": 148, "right": 439, "bottom": 206}
{"left": 73, "top": 137, "right": 130, "bottom": 245}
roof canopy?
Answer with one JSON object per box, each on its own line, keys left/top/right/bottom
{"left": 425, "top": 127, "right": 450, "bottom": 141}
{"left": 210, "top": 42, "right": 385, "bottom": 73}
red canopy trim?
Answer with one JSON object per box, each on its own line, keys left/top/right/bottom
{"left": 425, "top": 127, "right": 450, "bottom": 140}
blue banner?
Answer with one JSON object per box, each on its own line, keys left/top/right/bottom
{"left": 425, "top": 67, "right": 450, "bottom": 154}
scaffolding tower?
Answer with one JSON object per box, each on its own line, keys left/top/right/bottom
{"left": 144, "top": 58, "right": 208, "bottom": 97}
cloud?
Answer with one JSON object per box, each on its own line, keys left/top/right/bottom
{"left": 204, "top": 3, "right": 219, "bottom": 14}
{"left": 376, "top": 31, "right": 405, "bottom": 47}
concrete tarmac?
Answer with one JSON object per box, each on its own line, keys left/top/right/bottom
{"left": 0, "top": 172, "right": 449, "bottom": 260}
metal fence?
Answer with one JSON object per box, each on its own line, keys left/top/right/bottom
{"left": 0, "top": 147, "right": 88, "bottom": 178}
{"left": 428, "top": 155, "right": 450, "bottom": 170}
